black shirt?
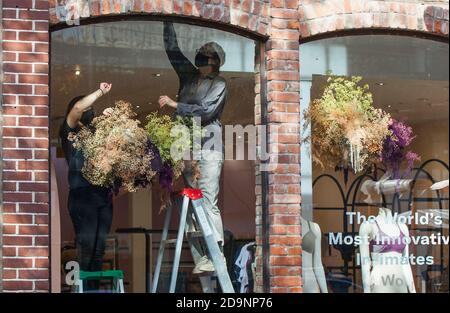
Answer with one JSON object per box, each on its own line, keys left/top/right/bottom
{"left": 59, "top": 119, "right": 94, "bottom": 190}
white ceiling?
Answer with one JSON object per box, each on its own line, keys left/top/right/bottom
{"left": 311, "top": 75, "right": 449, "bottom": 124}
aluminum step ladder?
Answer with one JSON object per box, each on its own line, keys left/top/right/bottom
{"left": 152, "top": 188, "right": 234, "bottom": 293}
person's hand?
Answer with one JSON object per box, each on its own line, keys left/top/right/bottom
{"left": 159, "top": 95, "right": 177, "bottom": 109}
{"left": 103, "top": 107, "right": 114, "bottom": 116}
{"left": 99, "top": 82, "right": 112, "bottom": 95}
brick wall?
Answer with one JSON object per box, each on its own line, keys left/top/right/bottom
{"left": 299, "top": 0, "right": 449, "bottom": 38}
{"left": 1, "top": 0, "right": 448, "bottom": 293}
{"left": 1, "top": 0, "right": 50, "bottom": 292}
{"left": 263, "top": 0, "right": 302, "bottom": 293}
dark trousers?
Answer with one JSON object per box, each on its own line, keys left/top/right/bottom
{"left": 68, "top": 186, "right": 113, "bottom": 289}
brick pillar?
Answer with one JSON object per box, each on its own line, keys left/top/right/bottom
{"left": 1, "top": 0, "right": 50, "bottom": 292}
{"left": 257, "top": 0, "right": 302, "bottom": 293}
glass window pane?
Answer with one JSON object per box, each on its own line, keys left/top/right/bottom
{"left": 51, "top": 20, "right": 257, "bottom": 293}
{"left": 300, "top": 35, "right": 449, "bottom": 293}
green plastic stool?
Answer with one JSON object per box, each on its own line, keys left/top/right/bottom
{"left": 76, "top": 270, "right": 125, "bottom": 293}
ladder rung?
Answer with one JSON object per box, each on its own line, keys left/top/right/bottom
{"left": 187, "top": 231, "right": 203, "bottom": 238}
{"left": 162, "top": 239, "right": 178, "bottom": 245}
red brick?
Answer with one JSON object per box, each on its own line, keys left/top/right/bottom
{"left": 3, "top": 51, "right": 17, "bottom": 61}
{"left": 2, "top": 281, "right": 33, "bottom": 291}
{"left": 35, "top": 0, "right": 50, "bottom": 9}
{"left": 3, "top": 73, "right": 17, "bottom": 83}
{"left": 18, "top": 95, "right": 48, "bottom": 105}
{"left": 35, "top": 215, "right": 49, "bottom": 225}
{"left": 271, "top": 0, "right": 284, "bottom": 9}
{"left": 270, "top": 256, "right": 301, "bottom": 266}
{"left": 35, "top": 171, "right": 49, "bottom": 181}
{"left": 3, "top": 258, "right": 33, "bottom": 268}
{"left": 3, "top": 225, "right": 18, "bottom": 235}
{"left": 3, "top": 149, "right": 33, "bottom": 160}
{"left": 34, "top": 128, "right": 49, "bottom": 139}
{"left": 35, "top": 192, "right": 49, "bottom": 203}
{"left": 19, "top": 182, "right": 49, "bottom": 192}
{"left": 34, "top": 106, "right": 49, "bottom": 116}
{"left": 2, "top": 105, "right": 33, "bottom": 115}
{"left": 18, "top": 226, "right": 49, "bottom": 236}
{"left": 18, "top": 31, "right": 49, "bottom": 42}
{"left": 271, "top": 276, "right": 301, "bottom": 287}
{"left": 18, "top": 117, "right": 48, "bottom": 127}
{"left": 19, "top": 10, "right": 50, "bottom": 20}
{"left": 2, "top": 127, "right": 33, "bottom": 138}
{"left": 3, "top": 270, "right": 18, "bottom": 279}
{"left": 2, "top": 84, "right": 33, "bottom": 94}
{"left": 35, "top": 281, "right": 50, "bottom": 291}
{"left": 2, "top": 9, "right": 18, "bottom": 18}
{"left": 18, "top": 138, "right": 48, "bottom": 149}
{"left": 19, "top": 269, "right": 49, "bottom": 279}
{"left": 35, "top": 43, "right": 49, "bottom": 53}
{"left": 3, "top": 171, "right": 32, "bottom": 181}
{"left": 3, "top": 20, "right": 33, "bottom": 30}
{"left": 268, "top": 91, "right": 299, "bottom": 103}
{"left": 33, "top": 147, "right": 48, "bottom": 159}
{"left": 2, "top": 182, "right": 17, "bottom": 191}
{"left": 3, "top": 63, "right": 33, "bottom": 73}
{"left": 3, "top": 192, "right": 33, "bottom": 202}
{"left": 35, "top": 85, "right": 49, "bottom": 95}
{"left": 18, "top": 160, "right": 48, "bottom": 171}
{"left": 34, "top": 21, "right": 49, "bottom": 31}
{"left": 19, "top": 203, "right": 49, "bottom": 214}
{"left": 270, "top": 8, "right": 298, "bottom": 19}
{"left": 19, "top": 74, "right": 49, "bottom": 84}
{"left": 2, "top": 235, "right": 33, "bottom": 245}
{"left": 3, "top": 160, "right": 18, "bottom": 170}
{"left": 34, "top": 64, "right": 49, "bottom": 74}
{"left": 271, "top": 29, "right": 299, "bottom": 40}
{"left": 3, "top": 30, "right": 18, "bottom": 40}
{"left": 183, "top": 0, "right": 193, "bottom": 15}
{"left": 35, "top": 258, "right": 50, "bottom": 268}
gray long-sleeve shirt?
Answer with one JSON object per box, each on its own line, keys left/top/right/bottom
{"left": 163, "top": 22, "right": 227, "bottom": 153}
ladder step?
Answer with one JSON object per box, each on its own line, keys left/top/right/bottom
{"left": 187, "top": 231, "right": 203, "bottom": 238}
{"left": 162, "top": 239, "right": 178, "bottom": 245}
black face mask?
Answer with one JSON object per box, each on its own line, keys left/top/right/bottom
{"left": 80, "top": 109, "right": 95, "bottom": 126}
{"left": 195, "top": 53, "right": 211, "bottom": 67}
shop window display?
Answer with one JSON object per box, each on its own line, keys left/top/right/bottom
{"left": 50, "top": 21, "right": 257, "bottom": 293}
{"left": 300, "top": 35, "right": 449, "bottom": 293}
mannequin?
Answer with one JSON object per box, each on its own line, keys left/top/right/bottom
{"left": 301, "top": 216, "right": 328, "bottom": 293}
{"left": 359, "top": 176, "right": 416, "bottom": 293}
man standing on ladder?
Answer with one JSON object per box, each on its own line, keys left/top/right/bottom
{"left": 158, "top": 21, "right": 228, "bottom": 292}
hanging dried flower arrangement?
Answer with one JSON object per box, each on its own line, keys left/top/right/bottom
{"left": 303, "top": 75, "right": 392, "bottom": 174}
{"left": 381, "top": 119, "right": 421, "bottom": 179}
{"left": 68, "top": 100, "right": 156, "bottom": 193}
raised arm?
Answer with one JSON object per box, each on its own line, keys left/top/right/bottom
{"left": 163, "top": 21, "right": 196, "bottom": 81}
{"left": 66, "top": 82, "right": 111, "bottom": 128}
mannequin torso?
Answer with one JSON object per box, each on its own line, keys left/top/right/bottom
{"left": 302, "top": 217, "right": 328, "bottom": 293}
{"left": 359, "top": 208, "right": 416, "bottom": 293}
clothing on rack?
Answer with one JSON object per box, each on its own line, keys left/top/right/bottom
{"left": 234, "top": 242, "right": 256, "bottom": 293}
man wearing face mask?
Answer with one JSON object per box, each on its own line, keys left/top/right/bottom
{"left": 59, "top": 83, "right": 113, "bottom": 291}
{"left": 159, "top": 21, "right": 227, "bottom": 280}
